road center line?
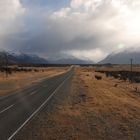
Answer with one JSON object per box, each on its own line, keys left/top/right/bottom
{"left": 0, "top": 104, "right": 15, "bottom": 114}
{"left": 30, "top": 91, "right": 37, "bottom": 96}
{"left": 0, "top": 91, "right": 36, "bottom": 115}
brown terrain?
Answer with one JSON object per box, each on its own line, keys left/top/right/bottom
{"left": 0, "top": 67, "right": 67, "bottom": 96}
{"left": 15, "top": 66, "right": 140, "bottom": 140}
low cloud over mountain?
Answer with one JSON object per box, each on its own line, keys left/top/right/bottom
{"left": 99, "top": 49, "right": 140, "bottom": 64}
{"left": 0, "top": 52, "right": 48, "bottom": 64}
{"left": 1, "top": 1, "right": 140, "bottom": 62}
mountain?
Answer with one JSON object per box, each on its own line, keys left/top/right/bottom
{"left": 99, "top": 50, "right": 140, "bottom": 64}
{"left": 15, "top": 53, "right": 48, "bottom": 64}
{"left": 48, "top": 58, "right": 94, "bottom": 64}
{"left": 0, "top": 52, "right": 18, "bottom": 64}
{"left": 0, "top": 51, "right": 94, "bottom": 65}
{"left": 0, "top": 52, "right": 48, "bottom": 64}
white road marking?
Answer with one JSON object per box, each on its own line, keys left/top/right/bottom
{"left": 30, "top": 91, "right": 37, "bottom": 96}
{"left": 8, "top": 72, "right": 73, "bottom": 140}
{"left": 0, "top": 104, "right": 15, "bottom": 114}
{"left": 0, "top": 91, "right": 36, "bottom": 115}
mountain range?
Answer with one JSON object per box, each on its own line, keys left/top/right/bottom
{"left": 1, "top": 49, "right": 140, "bottom": 65}
{"left": 48, "top": 57, "right": 93, "bottom": 64}
{"left": 0, "top": 51, "right": 94, "bottom": 64}
{"left": 99, "top": 50, "right": 140, "bottom": 64}
{"left": 0, "top": 52, "right": 48, "bottom": 64}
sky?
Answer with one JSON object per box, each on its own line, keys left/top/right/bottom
{"left": 0, "top": 0, "right": 140, "bottom": 62}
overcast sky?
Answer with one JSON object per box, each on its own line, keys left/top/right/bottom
{"left": 0, "top": 0, "right": 140, "bottom": 62}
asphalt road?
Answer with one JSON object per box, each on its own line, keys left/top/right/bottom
{"left": 0, "top": 67, "right": 74, "bottom": 140}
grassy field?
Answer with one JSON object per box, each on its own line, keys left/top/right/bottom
{"left": 0, "top": 67, "right": 68, "bottom": 96}
{"left": 15, "top": 65, "right": 140, "bottom": 140}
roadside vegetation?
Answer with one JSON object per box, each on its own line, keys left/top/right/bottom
{"left": 15, "top": 65, "right": 140, "bottom": 140}
{"left": 0, "top": 66, "right": 68, "bottom": 96}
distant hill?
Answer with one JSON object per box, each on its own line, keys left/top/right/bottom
{"left": 0, "top": 51, "right": 94, "bottom": 65}
{"left": 15, "top": 53, "right": 48, "bottom": 64}
{"left": 99, "top": 50, "right": 140, "bottom": 64}
{"left": 48, "top": 58, "right": 94, "bottom": 64}
{"left": 0, "top": 52, "right": 48, "bottom": 64}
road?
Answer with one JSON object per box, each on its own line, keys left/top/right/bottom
{"left": 0, "top": 67, "right": 74, "bottom": 140}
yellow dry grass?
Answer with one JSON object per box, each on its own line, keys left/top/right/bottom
{"left": 0, "top": 67, "right": 68, "bottom": 96}
{"left": 14, "top": 66, "right": 140, "bottom": 140}
{"left": 41, "top": 66, "right": 140, "bottom": 140}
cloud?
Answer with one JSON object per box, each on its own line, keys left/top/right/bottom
{"left": 0, "top": 0, "right": 25, "bottom": 49}
{"left": 0, "top": 0, "right": 24, "bottom": 21}
{"left": 1, "top": 0, "right": 140, "bottom": 62}
{"left": 49, "top": 0, "right": 140, "bottom": 61}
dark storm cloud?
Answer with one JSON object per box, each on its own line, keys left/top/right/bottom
{"left": 1, "top": 0, "right": 140, "bottom": 62}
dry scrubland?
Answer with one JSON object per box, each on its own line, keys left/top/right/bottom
{"left": 95, "top": 64, "right": 140, "bottom": 72}
{"left": 0, "top": 67, "right": 68, "bottom": 96}
{"left": 16, "top": 66, "right": 140, "bottom": 140}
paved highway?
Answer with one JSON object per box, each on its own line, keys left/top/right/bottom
{"left": 0, "top": 67, "right": 74, "bottom": 140}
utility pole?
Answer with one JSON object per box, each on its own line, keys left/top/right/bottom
{"left": 3, "top": 52, "right": 8, "bottom": 78}
{"left": 130, "top": 58, "right": 133, "bottom": 83}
